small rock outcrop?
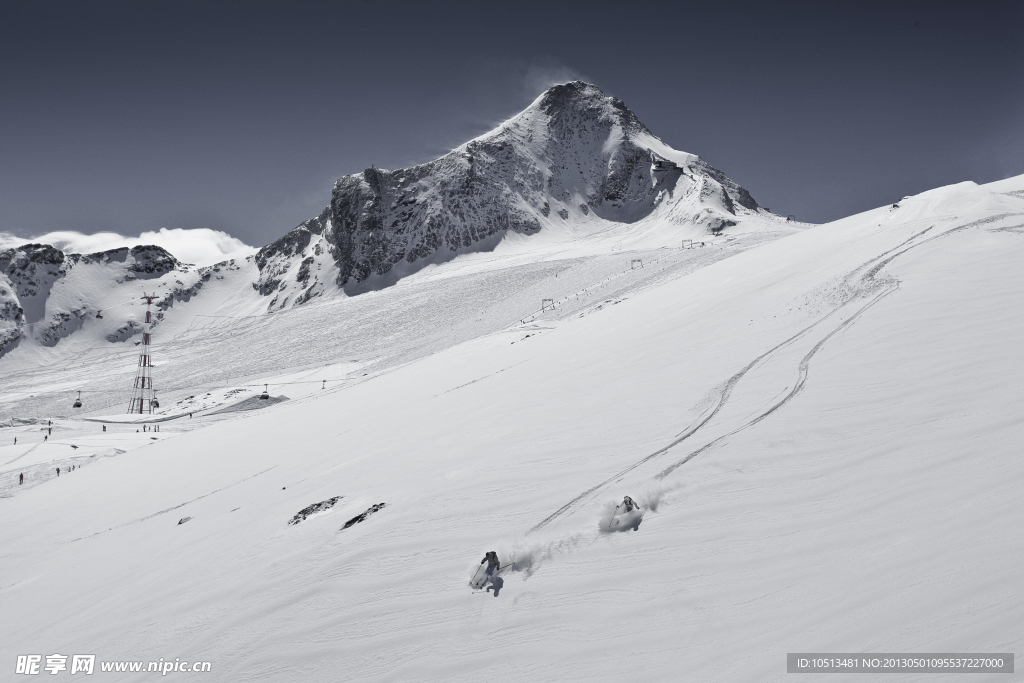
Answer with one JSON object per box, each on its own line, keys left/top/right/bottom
{"left": 341, "top": 503, "right": 386, "bottom": 529}
{"left": 288, "top": 496, "right": 343, "bottom": 525}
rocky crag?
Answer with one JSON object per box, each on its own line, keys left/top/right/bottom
{"left": 0, "top": 243, "right": 245, "bottom": 358}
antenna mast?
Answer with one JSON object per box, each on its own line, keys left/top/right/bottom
{"left": 127, "top": 293, "right": 158, "bottom": 414}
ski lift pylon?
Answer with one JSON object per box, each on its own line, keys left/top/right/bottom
{"left": 73, "top": 391, "right": 82, "bottom": 409}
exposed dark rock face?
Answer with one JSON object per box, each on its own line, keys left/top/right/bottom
{"left": 79, "top": 247, "right": 131, "bottom": 265}
{"left": 155, "top": 259, "right": 243, "bottom": 313}
{"left": 0, "top": 244, "right": 68, "bottom": 313}
{"left": 128, "top": 245, "right": 179, "bottom": 275}
{"left": 0, "top": 244, "right": 69, "bottom": 356}
{"left": 341, "top": 502, "right": 386, "bottom": 529}
{"left": 77, "top": 245, "right": 179, "bottom": 277}
{"left": 0, "top": 326, "right": 19, "bottom": 357}
{"left": 0, "top": 241, "right": 233, "bottom": 355}
{"left": 288, "top": 496, "right": 343, "bottom": 525}
{"left": 105, "top": 319, "right": 141, "bottom": 343}
{"left": 0, "top": 243, "right": 65, "bottom": 269}
{"left": 0, "top": 275, "right": 25, "bottom": 357}
{"left": 37, "top": 309, "right": 88, "bottom": 346}
{"left": 254, "top": 208, "right": 330, "bottom": 296}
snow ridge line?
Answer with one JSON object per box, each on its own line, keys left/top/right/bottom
{"left": 529, "top": 214, "right": 1019, "bottom": 532}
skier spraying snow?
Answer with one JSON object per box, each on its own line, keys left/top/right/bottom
{"left": 470, "top": 551, "right": 508, "bottom": 589}
{"left": 603, "top": 495, "right": 644, "bottom": 531}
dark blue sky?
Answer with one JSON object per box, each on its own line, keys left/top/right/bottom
{"left": 2, "top": 1, "right": 1022, "bottom": 246}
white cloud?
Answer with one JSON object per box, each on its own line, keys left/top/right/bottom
{"left": 0, "top": 228, "right": 254, "bottom": 266}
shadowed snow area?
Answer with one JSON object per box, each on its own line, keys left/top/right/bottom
{"left": 0, "top": 176, "right": 1022, "bottom": 680}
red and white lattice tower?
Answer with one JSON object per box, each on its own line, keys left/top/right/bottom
{"left": 127, "top": 293, "right": 158, "bottom": 414}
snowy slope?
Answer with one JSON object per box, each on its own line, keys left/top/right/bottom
{"left": 1, "top": 176, "right": 1021, "bottom": 681}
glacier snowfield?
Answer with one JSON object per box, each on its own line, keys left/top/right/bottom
{"left": 1, "top": 176, "right": 1023, "bottom": 681}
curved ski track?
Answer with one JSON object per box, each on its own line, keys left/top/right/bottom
{"left": 529, "top": 213, "right": 1023, "bottom": 533}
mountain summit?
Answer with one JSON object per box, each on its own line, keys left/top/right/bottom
{"left": 254, "top": 81, "right": 768, "bottom": 305}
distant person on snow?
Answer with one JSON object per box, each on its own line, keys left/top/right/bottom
{"left": 481, "top": 551, "right": 500, "bottom": 573}
{"left": 103, "top": 425, "right": 106, "bottom": 432}
{"left": 19, "top": 472, "right": 24, "bottom": 485}
{"left": 56, "top": 468, "right": 60, "bottom": 476}
{"left": 13, "top": 437, "right": 16, "bottom": 445}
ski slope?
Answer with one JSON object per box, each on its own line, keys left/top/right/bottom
{"left": 1, "top": 176, "right": 1022, "bottom": 681}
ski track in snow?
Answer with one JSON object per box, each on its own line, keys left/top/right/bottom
{"left": 1, "top": 441, "right": 43, "bottom": 468}
{"left": 65, "top": 465, "right": 278, "bottom": 542}
{"left": 530, "top": 211, "right": 1024, "bottom": 533}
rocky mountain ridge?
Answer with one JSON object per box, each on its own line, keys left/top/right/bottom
{"left": 0, "top": 242, "right": 245, "bottom": 357}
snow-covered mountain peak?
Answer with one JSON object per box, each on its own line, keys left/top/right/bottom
{"left": 465, "top": 81, "right": 652, "bottom": 150}
{"left": 255, "top": 82, "right": 775, "bottom": 306}
{"left": 523, "top": 80, "right": 651, "bottom": 137}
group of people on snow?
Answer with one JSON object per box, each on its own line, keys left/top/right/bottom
{"left": 474, "top": 496, "right": 642, "bottom": 587}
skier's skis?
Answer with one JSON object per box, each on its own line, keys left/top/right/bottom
{"left": 469, "top": 562, "right": 515, "bottom": 590}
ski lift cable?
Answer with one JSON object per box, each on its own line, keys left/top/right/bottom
{"left": 11, "top": 296, "right": 145, "bottom": 330}
{"left": 67, "top": 378, "right": 353, "bottom": 394}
